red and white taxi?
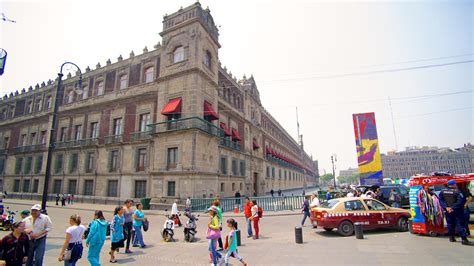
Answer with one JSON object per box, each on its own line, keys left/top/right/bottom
{"left": 310, "top": 197, "right": 411, "bottom": 236}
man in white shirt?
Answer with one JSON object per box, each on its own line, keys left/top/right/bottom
{"left": 23, "top": 204, "right": 52, "bottom": 266}
{"left": 309, "top": 193, "right": 320, "bottom": 208}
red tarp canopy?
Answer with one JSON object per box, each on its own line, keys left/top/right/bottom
{"left": 231, "top": 128, "right": 241, "bottom": 141}
{"left": 252, "top": 138, "right": 260, "bottom": 149}
{"left": 408, "top": 174, "right": 474, "bottom": 187}
{"left": 219, "top": 122, "right": 231, "bottom": 136}
{"left": 161, "top": 97, "right": 182, "bottom": 115}
{"left": 204, "top": 101, "right": 219, "bottom": 120}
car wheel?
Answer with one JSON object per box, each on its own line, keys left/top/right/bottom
{"left": 337, "top": 220, "right": 354, "bottom": 236}
{"left": 397, "top": 216, "right": 409, "bottom": 232}
{"left": 323, "top": 227, "right": 334, "bottom": 232}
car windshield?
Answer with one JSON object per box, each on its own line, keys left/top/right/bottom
{"left": 320, "top": 199, "right": 339, "bottom": 209}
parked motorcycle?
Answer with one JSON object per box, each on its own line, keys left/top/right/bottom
{"left": 183, "top": 211, "right": 199, "bottom": 242}
{"left": 162, "top": 209, "right": 175, "bottom": 242}
{"left": 0, "top": 210, "right": 16, "bottom": 231}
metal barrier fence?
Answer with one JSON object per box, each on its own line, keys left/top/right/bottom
{"left": 191, "top": 195, "right": 305, "bottom": 213}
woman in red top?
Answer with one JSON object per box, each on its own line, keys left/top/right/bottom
{"left": 243, "top": 197, "right": 253, "bottom": 238}
{"left": 1, "top": 221, "right": 29, "bottom": 266}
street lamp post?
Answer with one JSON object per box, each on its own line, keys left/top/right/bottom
{"left": 331, "top": 155, "right": 337, "bottom": 189}
{"left": 41, "top": 62, "right": 82, "bottom": 213}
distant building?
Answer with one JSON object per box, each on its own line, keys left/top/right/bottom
{"left": 381, "top": 144, "right": 474, "bottom": 179}
{"left": 339, "top": 168, "right": 359, "bottom": 178}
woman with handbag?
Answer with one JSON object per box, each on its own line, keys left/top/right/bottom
{"left": 207, "top": 206, "right": 222, "bottom": 266}
{"left": 1, "top": 221, "right": 29, "bottom": 266}
{"left": 58, "top": 215, "right": 85, "bottom": 266}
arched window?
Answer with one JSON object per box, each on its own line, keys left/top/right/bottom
{"left": 173, "top": 46, "right": 184, "bottom": 63}
{"left": 97, "top": 81, "right": 104, "bottom": 96}
{"left": 236, "top": 97, "right": 240, "bottom": 109}
{"left": 119, "top": 74, "right": 128, "bottom": 89}
{"left": 144, "top": 67, "right": 154, "bottom": 83}
{"left": 204, "top": 50, "right": 211, "bottom": 68}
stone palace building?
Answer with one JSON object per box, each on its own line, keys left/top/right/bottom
{"left": 0, "top": 2, "right": 318, "bottom": 203}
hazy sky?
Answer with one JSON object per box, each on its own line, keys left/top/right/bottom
{"left": 0, "top": 0, "right": 473, "bottom": 175}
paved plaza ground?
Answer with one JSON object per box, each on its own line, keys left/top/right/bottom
{"left": 1, "top": 199, "right": 473, "bottom": 265}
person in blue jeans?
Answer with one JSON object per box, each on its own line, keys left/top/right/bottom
{"left": 301, "top": 196, "right": 311, "bottom": 226}
{"left": 23, "top": 204, "right": 53, "bottom": 266}
{"left": 133, "top": 203, "right": 147, "bottom": 248}
{"left": 86, "top": 210, "right": 108, "bottom": 266}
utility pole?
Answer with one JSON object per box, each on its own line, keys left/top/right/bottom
{"left": 331, "top": 154, "right": 337, "bottom": 189}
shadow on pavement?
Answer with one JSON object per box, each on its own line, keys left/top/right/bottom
{"left": 315, "top": 228, "right": 408, "bottom": 238}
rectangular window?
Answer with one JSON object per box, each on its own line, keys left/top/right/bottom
{"left": 85, "top": 152, "right": 95, "bottom": 173}
{"left": 232, "top": 183, "right": 236, "bottom": 191}
{"left": 2, "top": 137, "right": 8, "bottom": 149}
{"left": 136, "top": 148, "right": 147, "bottom": 172}
{"left": 74, "top": 125, "right": 82, "bottom": 140}
{"left": 24, "top": 156, "right": 33, "bottom": 174}
{"left": 135, "top": 180, "right": 147, "bottom": 198}
{"left": 167, "top": 181, "right": 175, "bottom": 197}
{"left": 0, "top": 157, "right": 5, "bottom": 174}
{"left": 32, "top": 179, "right": 39, "bottom": 193}
{"left": 97, "top": 81, "right": 104, "bottom": 96}
{"left": 69, "top": 153, "right": 78, "bottom": 173}
{"left": 14, "top": 180, "right": 20, "bottom": 192}
{"left": 53, "top": 179, "right": 62, "bottom": 194}
{"left": 109, "top": 150, "right": 119, "bottom": 172}
{"left": 113, "top": 118, "right": 123, "bottom": 136}
{"left": 232, "top": 159, "right": 238, "bottom": 175}
{"left": 220, "top": 182, "right": 225, "bottom": 192}
{"left": 40, "top": 131, "right": 47, "bottom": 144}
{"left": 240, "top": 160, "right": 246, "bottom": 176}
{"left": 22, "top": 179, "right": 30, "bottom": 192}
{"left": 55, "top": 154, "right": 63, "bottom": 174}
{"left": 90, "top": 122, "right": 99, "bottom": 139}
{"left": 29, "top": 132, "right": 36, "bottom": 145}
{"left": 266, "top": 166, "right": 270, "bottom": 178}
{"left": 34, "top": 155, "right": 43, "bottom": 174}
{"left": 21, "top": 134, "right": 27, "bottom": 146}
{"left": 240, "top": 183, "right": 243, "bottom": 191}
{"left": 83, "top": 180, "right": 94, "bottom": 196}
{"left": 68, "top": 180, "right": 77, "bottom": 195}
{"left": 107, "top": 180, "right": 119, "bottom": 197}
{"left": 15, "top": 157, "right": 23, "bottom": 174}
{"left": 220, "top": 157, "right": 227, "bottom": 175}
{"left": 46, "top": 96, "right": 52, "bottom": 109}
{"left": 139, "top": 113, "right": 151, "bottom": 132}
{"left": 167, "top": 147, "right": 178, "bottom": 168}
{"left": 60, "top": 127, "right": 67, "bottom": 142}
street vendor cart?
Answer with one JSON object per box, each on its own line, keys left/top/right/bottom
{"left": 408, "top": 173, "right": 474, "bottom": 236}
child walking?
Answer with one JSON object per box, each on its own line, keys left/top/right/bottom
{"left": 224, "top": 218, "right": 247, "bottom": 266}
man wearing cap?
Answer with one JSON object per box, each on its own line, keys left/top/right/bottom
{"left": 23, "top": 204, "right": 53, "bottom": 266}
{"left": 439, "top": 180, "right": 472, "bottom": 245}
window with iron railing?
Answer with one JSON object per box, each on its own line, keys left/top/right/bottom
{"left": 107, "top": 180, "right": 118, "bottom": 197}
{"left": 167, "top": 147, "right": 178, "bottom": 169}
{"left": 32, "top": 179, "right": 39, "bottom": 193}
{"left": 83, "top": 180, "right": 94, "bottom": 196}
{"left": 136, "top": 148, "right": 147, "bottom": 172}
{"left": 68, "top": 180, "right": 77, "bottom": 195}
{"left": 53, "top": 179, "right": 62, "bottom": 194}
{"left": 22, "top": 179, "right": 30, "bottom": 193}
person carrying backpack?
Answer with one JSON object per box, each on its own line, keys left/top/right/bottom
{"left": 250, "top": 200, "right": 261, "bottom": 240}
{"left": 301, "top": 196, "right": 311, "bottom": 226}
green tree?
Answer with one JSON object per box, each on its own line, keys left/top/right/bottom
{"left": 337, "top": 173, "right": 360, "bottom": 185}
{"left": 320, "top": 173, "right": 335, "bottom": 183}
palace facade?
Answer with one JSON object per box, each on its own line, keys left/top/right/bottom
{"left": 0, "top": 3, "right": 318, "bottom": 204}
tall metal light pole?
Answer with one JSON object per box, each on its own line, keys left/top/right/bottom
{"left": 331, "top": 154, "right": 337, "bottom": 189}
{"left": 41, "top": 62, "right": 82, "bottom": 213}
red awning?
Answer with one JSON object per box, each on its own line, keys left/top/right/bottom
{"left": 161, "top": 97, "right": 182, "bottom": 115}
{"left": 231, "top": 128, "right": 242, "bottom": 141}
{"left": 220, "top": 122, "right": 231, "bottom": 136}
{"left": 252, "top": 138, "right": 260, "bottom": 149}
{"left": 204, "top": 101, "right": 219, "bottom": 120}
